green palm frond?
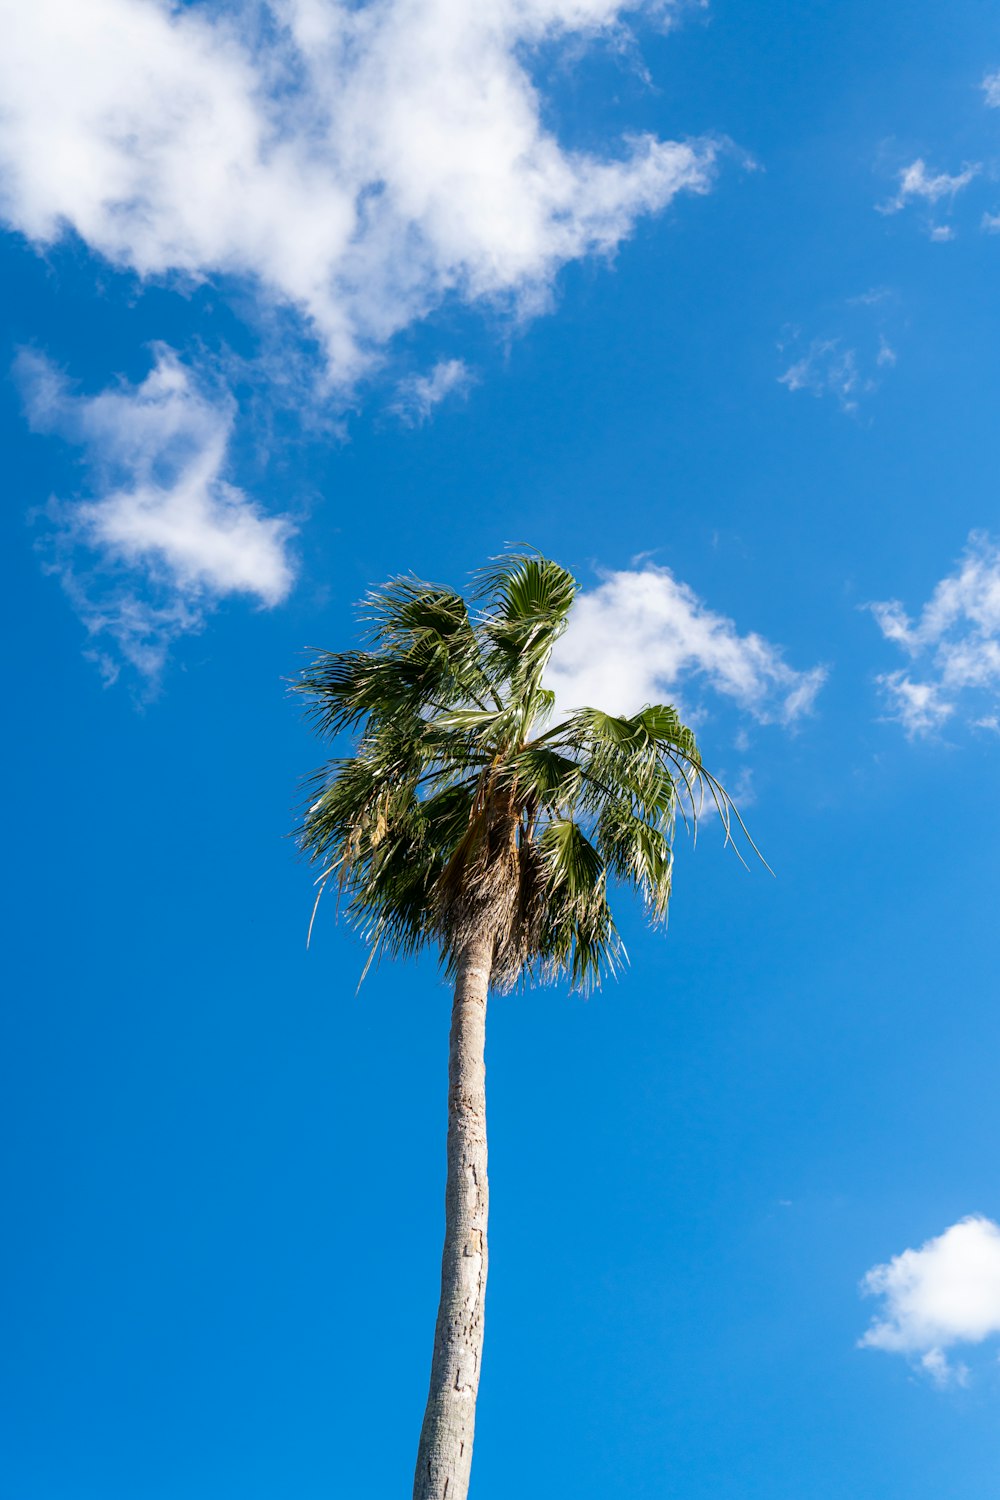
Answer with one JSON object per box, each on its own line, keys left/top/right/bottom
{"left": 476, "top": 554, "right": 575, "bottom": 724}
{"left": 295, "top": 549, "right": 751, "bottom": 992}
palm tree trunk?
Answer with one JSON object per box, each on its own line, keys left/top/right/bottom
{"left": 412, "top": 932, "right": 493, "bottom": 1500}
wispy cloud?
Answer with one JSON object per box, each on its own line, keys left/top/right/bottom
{"left": 983, "top": 71, "right": 1000, "bottom": 108}
{"left": 878, "top": 158, "right": 980, "bottom": 217}
{"left": 848, "top": 286, "right": 894, "bottom": 308}
{"left": 868, "top": 532, "right": 1000, "bottom": 736}
{"left": 0, "top": 0, "right": 720, "bottom": 392}
{"left": 876, "top": 333, "right": 897, "bottom": 367}
{"left": 874, "top": 672, "right": 953, "bottom": 736}
{"left": 778, "top": 339, "right": 870, "bottom": 414}
{"left": 390, "top": 359, "right": 474, "bottom": 426}
{"left": 546, "top": 565, "right": 826, "bottom": 725}
{"left": 18, "top": 346, "right": 295, "bottom": 682}
{"left": 778, "top": 290, "right": 900, "bottom": 416}
{"left": 860, "top": 1217, "right": 1000, "bottom": 1387}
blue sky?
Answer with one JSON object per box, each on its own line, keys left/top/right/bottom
{"left": 5, "top": 0, "right": 1000, "bottom": 1494}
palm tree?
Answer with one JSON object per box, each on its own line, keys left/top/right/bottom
{"left": 295, "top": 553, "right": 746, "bottom": 1500}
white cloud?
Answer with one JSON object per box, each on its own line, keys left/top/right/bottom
{"left": 982, "top": 211, "right": 1000, "bottom": 234}
{"left": 778, "top": 339, "right": 869, "bottom": 414}
{"left": 860, "top": 1217, "right": 1000, "bottom": 1385}
{"left": 928, "top": 223, "right": 955, "bottom": 242}
{"left": 879, "top": 158, "right": 979, "bottom": 216}
{"left": 779, "top": 293, "right": 901, "bottom": 415}
{"left": 876, "top": 334, "right": 897, "bottom": 367}
{"left": 868, "top": 532, "right": 1000, "bottom": 735}
{"left": 848, "top": 286, "right": 893, "bottom": 308}
{"left": 874, "top": 671, "right": 954, "bottom": 736}
{"left": 0, "top": 0, "right": 718, "bottom": 388}
{"left": 19, "top": 346, "right": 295, "bottom": 680}
{"left": 6, "top": 1, "right": 729, "bottom": 682}
{"left": 546, "top": 565, "right": 826, "bottom": 724}
{"left": 983, "top": 71, "right": 1000, "bottom": 108}
{"left": 390, "top": 358, "right": 474, "bottom": 425}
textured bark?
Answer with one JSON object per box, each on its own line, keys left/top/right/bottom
{"left": 412, "top": 933, "right": 493, "bottom": 1500}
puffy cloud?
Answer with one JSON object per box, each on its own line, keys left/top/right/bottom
{"left": 6, "top": 1, "right": 728, "bottom": 681}
{"left": 860, "top": 1217, "right": 1000, "bottom": 1386}
{"left": 546, "top": 565, "right": 826, "bottom": 724}
{"left": 878, "top": 158, "right": 979, "bottom": 216}
{"left": 869, "top": 532, "right": 1000, "bottom": 735}
{"left": 390, "top": 358, "right": 474, "bottom": 425}
{"left": 19, "top": 346, "right": 295, "bottom": 681}
{"left": 0, "top": 0, "right": 718, "bottom": 387}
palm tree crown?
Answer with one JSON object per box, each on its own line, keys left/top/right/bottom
{"left": 296, "top": 553, "right": 742, "bottom": 991}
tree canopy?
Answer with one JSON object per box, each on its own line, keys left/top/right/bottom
{"left": 296, "top": 553, "right": 748, "bottom": 991}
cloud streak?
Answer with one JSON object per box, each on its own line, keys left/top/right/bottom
{"left": 19, "top": 346, "right": 295, "bottom": 681}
